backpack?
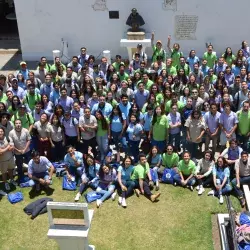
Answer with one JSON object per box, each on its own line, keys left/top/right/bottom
{"left": 8, "top": 192, "right": 24, "bottom": 204}
{"left": 62, "top": 175, "right": 76, "bottom": 190}
{"left": 85, "top": 191, "right": 102, "bottom": 203}
{"left": 161, "top": 168, "right": 176, "bottom": 184}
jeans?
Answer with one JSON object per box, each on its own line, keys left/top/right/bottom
{"left": 96, "top": 134, "right": 109, "bottom": 161}
{"left": 116, "top": 180, "right": 136, "bottom": 198}
{"left": 82, "top": 137, "right": 97, "bottom": 158}
{"left": 15, "top": 151, "right": 31, "bottom": 181}
{"left": 51, "top": 140, "right": 65, "bottom": 162}
{"left": 231, "top": 175, "right": 250, "bottom": 198}
{"left": 96, "top": 184, "right": 116, "bottom": 202}
{"left": 150, "top": 166, "right": 159, "bottom": 182}
{"left": 128, "top": 140, "right": 140, "bottom": 163}
{"left": 134, "top": 179, "right": 152, "bottom": 198}
{"left": 169, "top": 133, "right": 181, "bottom": 150}
{"left": 79, "top": 178, "right": 99, "bottom": 194}
{"left": 111, "top": 131, "right": 127, "bottom": 151}
{"left": 173, "top": 174, "right": 196, "bottom": 186}
{"left": 151, "top": 139, "right": 166, "bottom": 153}
{"left": 29, "top": 172, "right": 51, "bottom": 186}
{"left": 187, "top": 141, "right": 199, "bottom": 159}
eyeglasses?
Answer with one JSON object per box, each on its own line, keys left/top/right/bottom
{"left": 192, "top": 91, "right": 198, "bottom": 94}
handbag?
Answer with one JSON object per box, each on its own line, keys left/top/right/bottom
{"left": 85, "top": 191, "right": 102, "bottom": 203}
{"left": 8, "top": 192, "right": 24, "bottom": 204}
{"left": 161, "top": 168, "right": 176, "bottom": 184}
{"left": 62, "top": 175, "right": 76, "bottom": 191}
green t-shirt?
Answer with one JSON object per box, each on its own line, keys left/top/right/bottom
{"left": 118, "top": 72, "right": 129, "bottom": 82}
{"left": 170, "top": 49, "right": 183, "bottom": 68}
{"left": 112, "top": 62, "right": 121, "bottom": 72}
{"left": 145, "top": 79, "right": 154, "bottom": 91}
{"left": 203, "top": 52, "right": 217, "bottom": 69}
{"left": 107, "top": 99, "right": 118, "bottom": 108}
{"left": 165, "top": 100, "right": 184, "bottom": 113}
{"left": 222, "top": 54, "right": 236, "bottom": 67}
{"left": 0, "top": 93, "right": 7, "bottom": 104}
{"left": 237, "top": 110, "right": 250, "bottom": 135}
{"left": 141, "top": 102, "right": 159, "bottom": 113}
{"left": 177, "top": 64, "right": 190, "bottom": 75}
{"left": 7, "top": 106, "right": 18, "bottom": 116}
{"left": 23, "top": 93, "right": 41, "bottom": 111}
{"left": 152, "top": 115, "right": 169, "bottom": 141}
{"left": 156, "top": 93, "right": 164, "bottom": 104}
{"left": 178, "top": 160, "right": 196, "bottom": 176}
{"left": 11, "top": 112, "right": 34, "bottom": 130}
{"left": 97, "top": 118, "right": 109, "bottom": 136}
{"left": 131, "top": 162, "right": 150, "bottom": 180}
{"left": 152, "top": 45, "right": 166, "bottom": 62}
{"left": 166, "top": 66, "right": 177, "bottom": 76}
{"left": 50, "top": 63, "right": 66, "bottom": 72}
{"left": 162, "top": 153, "right": 179, "bottom": 168}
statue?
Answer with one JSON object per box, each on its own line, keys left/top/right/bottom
{"left": 126, "top": 8, "right": 145, "bottom": 32}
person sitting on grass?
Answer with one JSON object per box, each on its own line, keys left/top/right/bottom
{"left": 131, "top": 153, "right": 161, "bottom": 202}
{"left": 27, "top": 150, "right": 54, "bottom": 192}
{"left": 116, "top": 156, "right": 135, "bottom": 208}
{"left": 75, "top": 154, "right": 100, "bottom": 202}
{"left": 96, "top": 164, "right": 117, "bottom": 208}
{"left": 64, "top": 145, "right": 85, "bottom": 184}
{"left": 147, "top": 146, "right": 162, "bottom": 191}
{"left": 195, "top": 150, "right": 214, "bottom": 195}
{"left": 231, "top": 151, "right": 250, "bottom": 208}
{"left": 173, "top": 151, "right": 196, "bottom": 191}
{"left": 207, "top": 156, "right": 232, "bottom": 204}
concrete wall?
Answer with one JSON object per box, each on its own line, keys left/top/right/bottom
{"left": 14, "top": 0, "right": 250, "bottom": 61}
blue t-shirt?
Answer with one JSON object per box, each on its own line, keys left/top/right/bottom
{"left": 143, "top": 112, "right": 153, "bottom": 132}
{"left": 213, "top": 166, "right": 230, "bottom": 184}
{"left": 88, "top": 163, "right": 100, "bottom": 179}
{"left": 110, "top": 114, "right": 126, "bottom": 132}
{"left": 117, "top": 165, "right": 134, "bottom": 181}
{"left": 148, "top": 154, "right": 162, "bottom": 167}
{"left": 126, "top": 123, "right": 143, "bottom": 141}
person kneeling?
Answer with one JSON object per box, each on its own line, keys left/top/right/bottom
{"left": 173, "top": 151, "right": 196, "bottom": 191}
{"left": 28, "top": 150, "right": 54, "bottom": 192}
{"left": 131, "top": 153, "right": 161, "bottom": 202}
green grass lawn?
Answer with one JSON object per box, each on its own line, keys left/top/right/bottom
{"left": 0, "top": 178, "right": 241, "bottom": 250}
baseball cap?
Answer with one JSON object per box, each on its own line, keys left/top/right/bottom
{"left": 156, "top": 40, "right": 162, "bottom": 45}
{"left": 18, "top": 104, "right": 26, "bottom": 109}
{"left": 20, "top": 61, "right": 27, "bottom": 65}
{"left": 137, "top": 43, "right": 142, "bottom": 48}
{"left": 11, "top": 78, "right": 18, "bottom": 82}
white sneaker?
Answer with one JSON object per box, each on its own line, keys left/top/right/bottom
{"left": 96, "top": 199, "right": 102, "bottom": 208}
{"left": 9, "top": 180, "right": 17, "bottom": 186}
{"left": 196, "top": 185, "right": 200, "bottom": 191}
{"left": 219, "top": 195, "right": 224, "bottom": 204}
{"left": 121, "top": 198, "right": 127, "bottom": 208}
{"left": 207, "top": 190, "right": 215, "bottom": 196}
{"left": 198, "top": 187, "right": 205, "bottom": 195}
{"left": 111, "top": 192, "right": 116, "bottom": 201}
{"left": 189, "top": 186, "right": 194, "bottom": 191}
{"left": 118, "top": 196, "right": 122, "bottom": 205}
{"left": 75, "top": 193, "right": 81, "bottom": 202}
{"left": 0, "top": 190, "right": 7, "bottom": 196}
{"left": 5, "top": 182, "right": 10, "bottom": 191}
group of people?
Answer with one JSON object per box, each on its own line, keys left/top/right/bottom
{"left": 1, "top": 36, "right": 250, "bottom": 208}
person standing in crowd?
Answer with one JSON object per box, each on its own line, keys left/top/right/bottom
{"left": 0, "top": 111, "right": 13, "bottom": 140}
{"left": 131, "top": 153, "right": 161, "bottom": 202}
{"left": 28, "top": 150, "right": 54, "bottom": 192}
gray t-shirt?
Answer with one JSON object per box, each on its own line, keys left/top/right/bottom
{"left": 9, "top": 128, "right": 31, "bottom": 155}
{"left": 48, "top": 124, "right": 63, "bottom": 142}
{"left": 0, "top": 136, "right": 14, "bottom": 161}
{"left": 79, "top": 115, "right": 97, "bottom": 140}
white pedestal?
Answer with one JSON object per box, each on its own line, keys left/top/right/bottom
{"left": 120, "top": 39, "right": 151, "bottom": 61}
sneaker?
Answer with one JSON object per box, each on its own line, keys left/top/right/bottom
{"left": 36, "top": 183, "right": 41, "bottom": 192}
{"left": 0, "top": 190, "right": 7, "bottom": 196}
{"left": 219, "top": 195, "right": 224, "bottom": 204}
{"left": 155, "top": 185, "right": 160, "bottom": 191}
{"left": 5, "top": 182, "right": 10, "bottom": 191}
{"left": 75, "top": 193, "right": 81, "bottom": 202}
{"left": 240, "top": 198, "right": 246, "bottom": 208}
{"left": 121, "top": 198, "right": 127, "bottom": 208}
{"left": 196, "top": 185, "right": 200, "bottom": 191}
{"left": 9, "top": 180, "right": 18, "bottom": 186}
{"left": 111, "top": 192, "right": 116, "bottom": 201}
{"left": 198, "top": 187, "right": 205, "bottom": 195}
{"left": 96, "top": 199, "right": 102, "bottom": 208}
{"left": 207, "top": 190, "right": 215, "bottom": 196}
{"left": 173, "top": 182, "right": 177, "bottom": 187}
{"left": 189, "top": 186, "right": 194, "bottom": 191}
{"left": 118, "top": 196, "right": 122, "bottom": 205}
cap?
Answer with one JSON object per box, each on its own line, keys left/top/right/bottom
{"left": 137, "top": 43, "right": 142, "bottom": 48}
{"left": 20, "top": 61, "right": 27, "bottom": 65}
{"left": 11, "top": 78, "right": 18, "bottom": 82}
{"left": 156, "top": 40, "right": 162, "bottom": 45}
{"left": 18, "top": 104, "right": 26, "bottom": 109}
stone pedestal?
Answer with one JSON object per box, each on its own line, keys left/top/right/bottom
{"left": 127, "top": 31, "right": 145, "bottom": 40}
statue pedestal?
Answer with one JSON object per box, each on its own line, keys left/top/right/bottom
{"left": 127, "top": 32, "right": 145, "bottom": 40}
{"left": 120, "top": 37, "right": 151, "bottom": 62}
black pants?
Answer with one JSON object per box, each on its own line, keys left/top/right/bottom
{"left": 51, "top": 140, "right": 65, "bottom": 162}
{"left": 196, "top": 174, "right": 213, "bottom": 187}
{"left": 82, "top": 137, "right": 97, "bottom": 158}
{"left": 134, "top": 179, "right": 152, "bottom": 198}
{"left": 65, "top": 135, "right": 78, "bottom": 149}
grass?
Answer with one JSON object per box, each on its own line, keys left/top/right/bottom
{"left": 0, "top": 177, "right": 241, "bottom": 250}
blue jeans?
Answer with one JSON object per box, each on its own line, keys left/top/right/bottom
{"left": 213, "top": 179, "right": 232, "bottom": 196}
{"left": 29, "top": 172, "right": 51, "bottom": 186}
{"left": 128, "top": 140, "right": 140, "bottom": 163}
{"left": 116, "top": 180, "right": 136, "bottom": 198}
{"left": 150, "top": 166, "right": 159, "bottom": 182}
{"left": 96, "top": 184, "right": 116, "bottom": 202}
{"left": 15, "top": 151, "right": 31, "bottom": 181}
{"left": 187, "top": 141, "right": 198, "bottom": 159}
{"left": 231, "top": 175, "right": 250, "bottom": 198}
{"left": 173, "top": 174, "right": 196, "bottom": 186}
{"left": 151, "top": 139, "right": 166, "bottom": 153}
{"left": 96, "top": 134, "right": 109, "bottom": 161}
{"left": 111, "top": 131, "right": 127, "bottom": 151}
{"left": 79, "top": 178, "right": 99, "bottom": 194}
{"left": 169, "top": 133, "right": 180, "bottom": 150}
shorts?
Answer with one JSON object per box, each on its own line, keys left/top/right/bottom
{"left": 0, "top": 158, "right": 15, "bottom": 173}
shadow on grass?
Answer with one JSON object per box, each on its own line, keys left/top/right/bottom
{"left": 29, "top": 186, "right": 55, "bottom": 199}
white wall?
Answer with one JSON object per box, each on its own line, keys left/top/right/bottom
{"left": 14, "top": 0, "right": 250, "bottom": 61}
